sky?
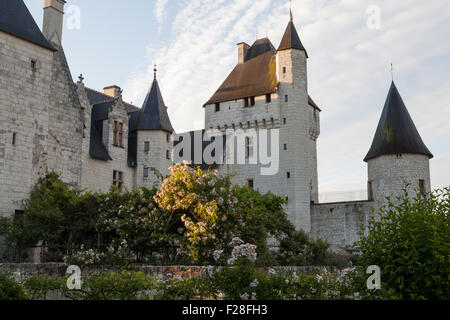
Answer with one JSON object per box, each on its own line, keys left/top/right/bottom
{"left": 24, "top": 0, "right": 450, "bottom": 200}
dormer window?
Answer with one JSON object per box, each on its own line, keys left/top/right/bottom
{"left": 113, "top": 121, "right": 124, "bottom": 147}
{"left": 215, "top": 103, "right": 220, "bottom": 112}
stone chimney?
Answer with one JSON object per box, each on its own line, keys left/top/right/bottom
{"left": 43, "top": 0, "right": 66, "bottom": 47}
{"left": 104, "top": 85, "right": 122, "bottom": 98}
{"left": 237, "top": 42, "right": 250, "bottom": 64}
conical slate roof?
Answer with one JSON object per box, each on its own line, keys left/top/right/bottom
{"left": 277, "top": 20, "right": 308, "bottom": 57}
{"left": 0, "top": 0, "right": 55, "bottom": 51}
{"left": 364, "top": 82, "right": 433, "bottom": 162}
{"left": 134, "top": 79, "right": 174, "bottom": 133}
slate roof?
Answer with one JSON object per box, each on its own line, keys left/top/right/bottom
{"left": 134, "top": 79, "right": 174, "bottom": 133}
{"left": 277, "top": 20, "right": 308, "bottom": 57}
{"left": 90, "top": 120, "right": 112, "bottom": 161}
{"left": 83, "top": 87, "right": 140, "bottom": 163}
{"left": 308, "top": 96, "right": 321, "bottom": 111}
{"left": 127, "top": 112, "right": 140, "bottom": 166}
{"left": 204, "top": 42, "right": 277, "bottom": 106}
{"left": 85, "top": 88, "right": 139, "bottom": 113}
{"left": 204, "top": 36, "right": 320, "bottom": 110}
{"left": 0, "top": 0, "right": 56, "bottom": 51}
{"left": 244, "top": 37, "right": 275, "bottom": 62}
{"left": 364, "top": 82, "right": 433, "bottom": 162}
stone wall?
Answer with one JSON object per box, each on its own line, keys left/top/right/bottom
{"left": 311, "top": 201, "right": 374, "bottom": 247}
{"left": 136, "top": 130, "right": 173, "bottom": 189}
{"left": 368, "top": 154, "right": 430, "bottom": 211}
{"left": 0, "top": 263, "right": 344, "bottom": 282}
{"left": 0, "top": 31, "right": 83, "bottom": 218}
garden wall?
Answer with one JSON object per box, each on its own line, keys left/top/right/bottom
{"left": 0, "top": 263, "right": 343, "bottom": 281}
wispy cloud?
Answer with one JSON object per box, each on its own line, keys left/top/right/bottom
{"left": 123, "top": 0, "right": 450, "bottom": 195}
{"left": 154, "top": 0, "right": 169, "bottom": 23}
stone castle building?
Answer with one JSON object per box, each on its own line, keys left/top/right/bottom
{"left": 0, "top": 0, "right": 433, "bottom": 249}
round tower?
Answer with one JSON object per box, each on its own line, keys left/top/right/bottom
{"left": 365, "top": 81, "right": 433, "bottom": 209}
{"left": 133, "top": 67, "right": 174, "bottom": 188}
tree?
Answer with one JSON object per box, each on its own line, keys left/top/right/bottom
{"left": 356, "top": 187, "right": 450, "bottom": 299}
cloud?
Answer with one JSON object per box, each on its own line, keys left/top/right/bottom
{"left": 154, "top": 0, "right": 169, "bottom": 24}
{"left": 123, "top": 0, "right": 450, "bottom": 196}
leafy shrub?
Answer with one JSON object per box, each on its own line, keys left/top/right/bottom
{"left": 356, "top": 187, "right": 450, "bottom": 300}
{"left": 0, "top": 273, "right": 28, "bottom": 300}
{"left": 157, "top": 258, "right": 363, "bottom": 300}
{"left": 62, "top": 271, "right": 156, "bottom": 300}
{"left": 0, "top": 166, "right": 345, "bottom": 267}
{"left": 22, "top": 276, "right": 63, "bottom": 300}
{"left": 156, "top": 240, "right": 360, "bottom": 300}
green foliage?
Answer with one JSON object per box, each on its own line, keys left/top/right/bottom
{"left": 356, "top": 187, "right": 450, "bottom": 300}
{"left": 0, "top": 273, "right": 28, "bottom": 300}
{"left": 22, "top": 276, "right": 63, "bottom": 300}
{"left": 0, "top": 173, "right": 81, "bottom": 261}
{"left": 157, "top": 258, "right": 364, "bottom": 300}
{"left": 0, "top": 166, "right": 343, "bottom": 267}
{"left": 62, "top": 271, "right": 156, "bottom": 300}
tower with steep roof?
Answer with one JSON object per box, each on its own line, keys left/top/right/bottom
{"left": 203, "top": 15, "right": 320, "bottom": 232}
{"left": 365, "top": 81, "right": 433, "bottom": 209}
{"left": 275, "top": 16, "right": 319, "bottom": 232}
{"left": 132, "top": 68, "right": 174, "bottom": 188}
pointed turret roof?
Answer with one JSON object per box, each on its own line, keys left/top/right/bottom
{"left": 0, "top": 0, "right": 55, "bottom": 51}
{"left": 134, "top": 77, "right": 174, "bottom": 133}
{"left": 277, "top": 20, "right": 308, "bottom": 57}
{"left": 364, "top": 82, "right": 433, "bottom": 162}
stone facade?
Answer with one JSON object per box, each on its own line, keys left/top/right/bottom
{"left": 0, "top": 30, "right": 83, "bottom": 218}
{"left": 204, "top": 49, "right": 320, "bottom": 233}
{"left": 311, "top": 201, "right": 373, "bottom": 247}
{"left": 136, "top": 130, "right": 173, "bottom": 189}
{"left": 368, "top": 153, "right": 431, "bottom": 210}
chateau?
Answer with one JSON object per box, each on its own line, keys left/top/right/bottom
{"left": 0, "top": 0, "right": 433, "bottom": 250}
